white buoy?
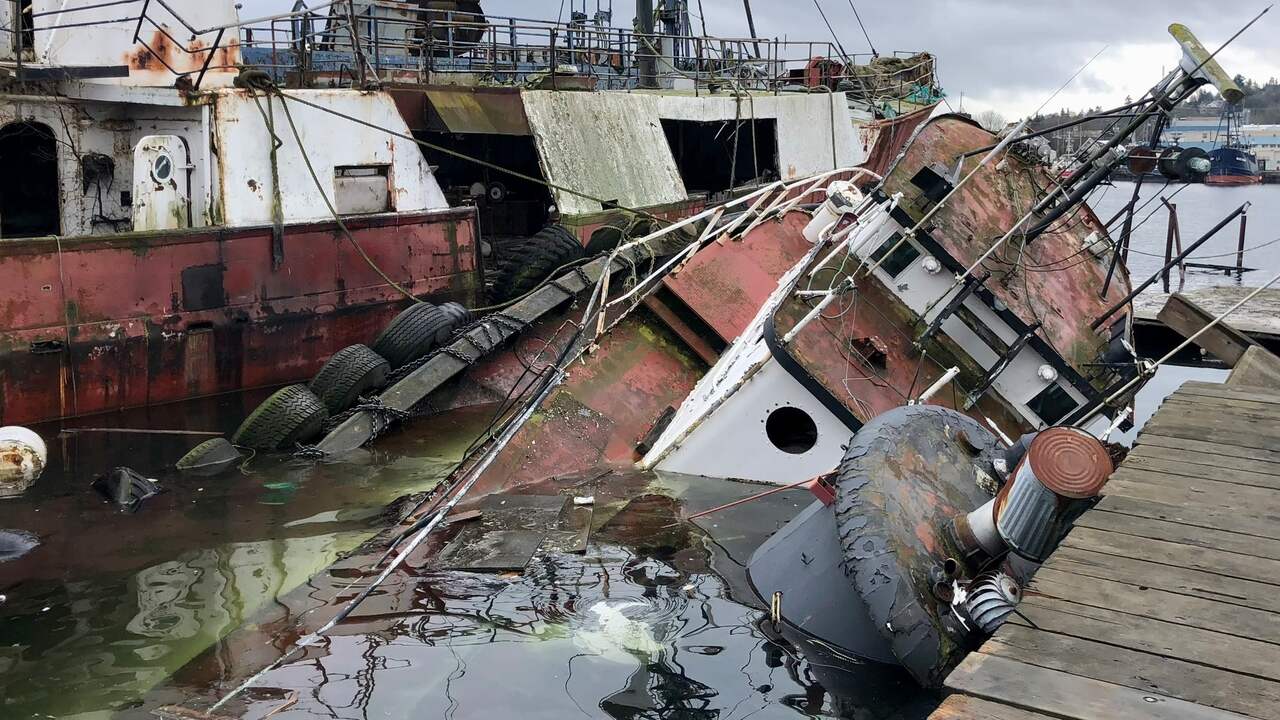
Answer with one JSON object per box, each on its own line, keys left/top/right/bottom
{"left": 802, "top": 180, "right": 863, "bottom": 244}
{"left": 0, "top": 426, "right": 48, "bottom": 496}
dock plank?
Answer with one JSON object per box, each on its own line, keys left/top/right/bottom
{"left": 1029, "top": 561, "right": 1280, "bottom": 638}
{"left": 1128, "top": 442, "right": 1280, "bottom": 477}
{"left": 1136, "top": 433, "right": 1280, "bottom": 466}
{"left": 946, "top": 653, "right": 1251, "bottom": 719}
{"left": 1122, "top": 452, "right": 1280, "bottom": 488}
{"left": 981, "top": 625, "right": 1280, "bottom": 719}
{"left": 1098, "top": 486, "right": 1280, "bottom": 540}
{"left": 1074, "top": 508, "right": 1280, "bottom": 561}
{"left": 1105, "top": 469, "right": 1280, "bottom": 518}
{"left": 929, "top": 695, "right": 1058, "bottom": 719}
{"left": 1003, "top": 594, "right": 1280, "bottom": 681}
{"left": 1060, "top": 525, "right": 1280, "bottom": 587}
{"left": 1049, "top": 545, "right": 1280, "bottom": 613}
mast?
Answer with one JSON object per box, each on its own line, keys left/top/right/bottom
{"left": 742, "top": 0, "right": 761, "bottom": 57}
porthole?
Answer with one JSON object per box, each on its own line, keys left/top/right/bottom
{"left": 765, "top": 406, "right": 818, "bottom": 454}
{"left": 151, "top": 152, "right": 173, "bottom": 183}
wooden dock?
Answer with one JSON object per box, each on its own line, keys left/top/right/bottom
{"left": 931, "top": 378, "right": 1280, "bottom": 720}
{"left": 1135, "top": 286, "right": 1280, "bottom": 345}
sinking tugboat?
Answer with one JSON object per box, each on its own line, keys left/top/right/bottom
{"left": 198, "top": 20, "right": 1243, "bottom": 696}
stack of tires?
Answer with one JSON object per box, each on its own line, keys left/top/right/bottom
{"left": 227, "top": 301, "right": 474, "bottom": 452}
{"left": 489, "top": 224, "right": 587, "bottom": 303}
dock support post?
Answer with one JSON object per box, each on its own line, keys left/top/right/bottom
{"left": 1237, "top": 208, "right": 1248, "bottom": 277}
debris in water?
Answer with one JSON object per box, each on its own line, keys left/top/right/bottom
{"left": 0, "top": 529, "right": 39, "bottom": 562}
{"left": 91, "top": 467, "right": 164, "bottom": 512}
{"left": 174, "top": 438, "right": 243, "bottom": 476}
{"left": 0, "top": 426, "right": 47, "bottom": 497}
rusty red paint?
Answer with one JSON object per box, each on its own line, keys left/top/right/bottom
{"left": 0, "top": 209, "right": 479, "bottom": 425}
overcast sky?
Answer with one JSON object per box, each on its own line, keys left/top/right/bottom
{"left": 247, "top": 0, "right": 1280, "bottom": 118}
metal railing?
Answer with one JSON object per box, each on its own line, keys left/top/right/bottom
{"left": 2, "top": 0, "right": 940, "bottom": 99}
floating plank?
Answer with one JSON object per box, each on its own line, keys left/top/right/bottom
{"left": 1049, "top": 545, "right": 1280, "bottom": 614}
{"left": 983, "top": 625, "right": 1280, "bottom": 719}
{"left": 928, "top": 694, "right": 1058, "bottom": 720}
{"left": 1156, "top": 292, "right": 1260, "bottom": 365}
{"left": 946, "top": 652, "right": 1251, "bottom": 720}
{"left": 1029, "top": 563, "right": 1280, "bottom": 635}
{"left": 1075, "top": 508, "right": 1280, "bottom": 562}
{"left": 437, "top": 527, "right": 548, "bottom": 572}
{"left": 1228, "top": 346, "right": 1280, "bottom": 389}
{"left": 1060, "top": 524, "right": 1280, "bottom": 587}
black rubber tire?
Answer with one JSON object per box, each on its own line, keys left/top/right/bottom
{"left": 489, "top": 224, "right": 587, "bottom": 303}
{"left": 371, "top": 302, "right": 453, "bottom": 369}
{"left": 437, "top": 302, "right": 474, "bottom": 343}
{"left": 584, "top": 217, "right": 631, "bottom": 255}
{"left": 309, "top": 344, "right": 391, "bottom": 413}
{"left": 231, "top": 385, "right": 329, "bottom": 451}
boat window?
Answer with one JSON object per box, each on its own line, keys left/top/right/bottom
{"left": 660, "top": 118, "right": 779, "bottom": 196}
{"left": 1028, "top": 381, "right": 1077, "bottom": 426}
{"left": 334, "top": 164, "right": 392, "bottom": 215}
{"left": 765, "top": 406, "right": 818, "bottom": 454}
{"left": 869, "top": 233, "right": 921, "bottom": 277}
{"left": 0, "top": 121, "right": 60, "bottom": 238}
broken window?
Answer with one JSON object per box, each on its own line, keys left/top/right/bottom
{"left": 334, "top": 164, "right": 391, "bottom": 215}
{"left": 661, "top": 118, "right": 778, "bottom": 196}
{"left": 1028, "top": 381, "right": 1077, "bottom": 426}
{"left": 0, "top": 121, "right": 61, "bottom": 238}
{"left": 869, "top": 233, "right": 920, "bottom": 277}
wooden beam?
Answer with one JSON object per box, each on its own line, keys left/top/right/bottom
{"left": 1157, "top": 292, "right": 1260, "bottom": 366}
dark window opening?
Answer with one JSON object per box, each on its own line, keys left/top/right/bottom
{"left": 0, "top": 121, "right": 61, "bottom": 238}
{"left": 765, "top": 406, "right": 818, "bottom": 454}
{"left": 870, "top": 233, "right": 920, "bottom": 277}
{"left": 18, "top": 0, "right": 33, "bottom": 52}
{"left": 661, "top": 118, "right": 778, "bottom": 197}
{"left": 416, "top": 132, "right": 552, "bottom": 238}
{"left": 1028, "top": 382, "right": 1077, "bottom": 426}
{"left": 910, "top": 164, "right": 953, "bottom": 204}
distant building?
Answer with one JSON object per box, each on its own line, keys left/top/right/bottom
{"left": 1167, "top": 113, "right": 1280, "bottom": 171}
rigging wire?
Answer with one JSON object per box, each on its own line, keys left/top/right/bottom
{"left": 846, "top": 0, "right": 876, "bottom": 57}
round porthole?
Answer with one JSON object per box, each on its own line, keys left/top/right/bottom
{"left": 765, "top": 406, "right": 818, "bottom": 454}
{"left": 151, "top": 152, "right": 173, "bottom": 183}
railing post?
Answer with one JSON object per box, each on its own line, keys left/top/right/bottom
{"left": 1237, "top": 208, "right": 1248, "bottom": 276}
{"left": 1162, "top": 201, "right": 1177, "bottom": 292}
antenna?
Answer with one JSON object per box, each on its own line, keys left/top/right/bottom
{"left": 847, "top": 0, "right": 877, "bottom": 58}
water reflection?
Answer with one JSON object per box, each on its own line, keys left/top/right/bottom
{"left": 212, "top": 485, "right": 936, "bottom": 720}
{"left": 0, "top": 394, "right": 494, "bottom": 718}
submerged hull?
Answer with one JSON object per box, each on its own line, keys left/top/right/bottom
{"left": 0, "top": 209, "right": 480, "bottom": 426}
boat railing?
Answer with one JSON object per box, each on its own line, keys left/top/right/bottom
{"left": 3, "top": 0, "right": 938, "bottom": 99}
{"left": 236, "top": 1, "right": 940, "bottom": 97}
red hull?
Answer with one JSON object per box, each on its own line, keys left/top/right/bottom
{"left": 1205, "top": 174, "right": 1263, "bottom": 186}
{"left": 0, "top": 209, "right": 480, "bottom": 426}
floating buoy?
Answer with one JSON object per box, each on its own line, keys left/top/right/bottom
{"left": 0, "top": 426, "right": 47, "bottom": 497}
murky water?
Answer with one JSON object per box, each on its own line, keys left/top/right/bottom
{"left": 0, "top": 393, "right": 494, "bottom": 719}
{"left": 140, "top": 473, "right": 936, "bottom": 720}
{"left": 1091, "top": 182, "right": 1280, "bottom": 291}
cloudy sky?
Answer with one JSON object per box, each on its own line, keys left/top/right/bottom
{"left": 247, "top": 0, "right": 1280, "bottom": 118}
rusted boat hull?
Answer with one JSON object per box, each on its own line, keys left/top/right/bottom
{"left": 0, "top": 209, "right": 480, "bottom": 425}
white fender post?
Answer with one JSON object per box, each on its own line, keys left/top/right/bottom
{"left": 911, "top": 367, "right": 960, "bottom": 405}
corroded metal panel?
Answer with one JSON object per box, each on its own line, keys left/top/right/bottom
{"left": 0, "top": 210, "right": 479, "bottom": 424}
{"left": 879, "top": 115, "right": 1130, "bottom": 374}
{"left": 662, "top": 211, "right": 814, "bottom": 342}
{"left": 423, "top": 87, "right": 531, "bottom": 135}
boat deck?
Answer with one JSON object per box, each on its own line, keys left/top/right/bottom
{"left": 930, "top": 380, "right": 1280, "bottom": 720}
